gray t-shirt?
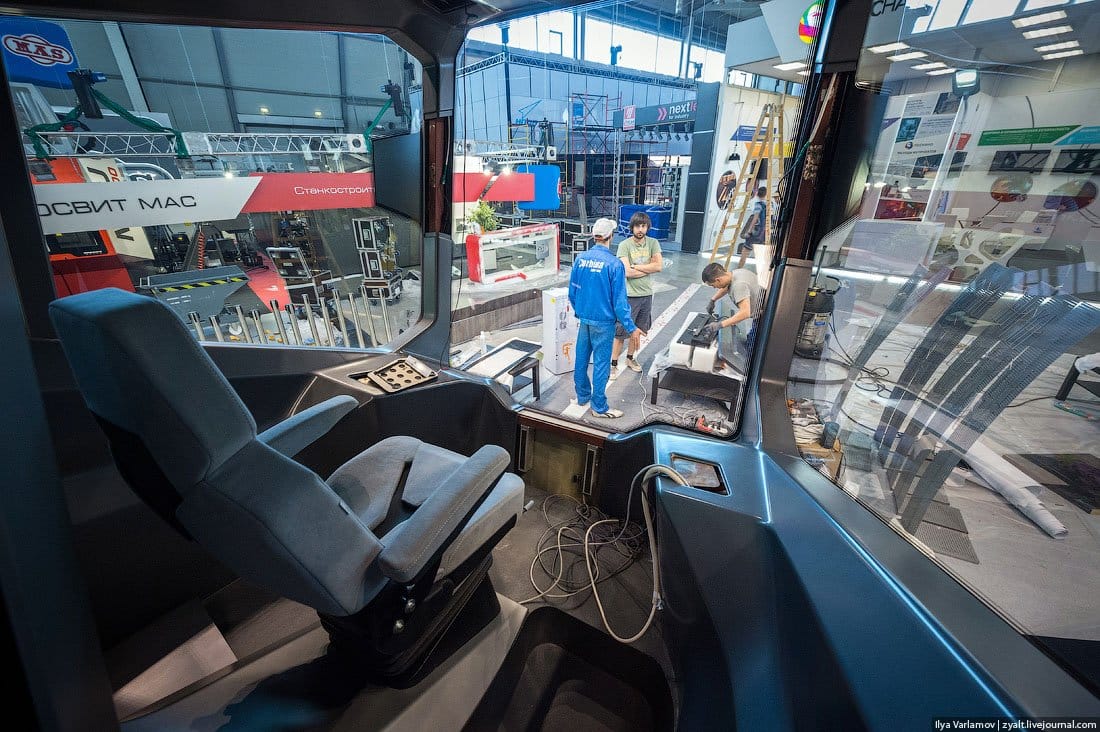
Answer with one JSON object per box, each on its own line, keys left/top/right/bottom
{"left": 726, "top": 269, "right": 764, "bottom": 317}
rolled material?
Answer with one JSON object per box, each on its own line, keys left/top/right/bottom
{"left": 964, "top": 442, "right": 1068, "bottom": 539}
{"left": 1076, "top": 352, "right": 1100, "bottom": 372}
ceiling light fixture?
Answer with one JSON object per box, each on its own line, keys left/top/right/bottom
{"left": 773, "top": 61, "right": 807, "bottom": 71}
{"left": 1021, "top": 25, "right": 1073, "bottom": 39}
{"left": 887, "top": 51, "right": 927, "bottom": 61}
{"left": 952, "top": 69, "right": 980, "bottom": 97}
{"left": 868, "top": 42, "right": 909, "bottom": 54}
{"left": 1012, "top": 10, "right": 1067, "bottom": 28}
{"left": 1042, "top": 49, "right": 1084, "bottom": 60}
{"left": 912, "top": 61, "right": 947, "bottom": 70}
{"left": 797, "top": 70, "right": 810, "bottom": 76}
{"left": 927, "top": 68, "right": 957, "bottom": 76}
{"left": 1035, "top": 40, "right": 1079, "bottom": 52}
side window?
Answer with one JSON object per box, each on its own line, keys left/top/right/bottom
{"left": 452, "top": 3, "right": 800, "bottom": 436}
{"left": 787, "top": 2, "right": 1100, "bottom": 688}
{"left": 3, "top": 17, "right": 422, "bottom": 348}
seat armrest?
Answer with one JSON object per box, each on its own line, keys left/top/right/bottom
{"left": 257, "top": 395, "right": 358, "bottom": 457}
{"left": 377, "top": 445, "right": 510, "bottom": 583}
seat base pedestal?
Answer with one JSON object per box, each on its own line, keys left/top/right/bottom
{"left": 321, "top": 555, "right": 500, "bottom": 688}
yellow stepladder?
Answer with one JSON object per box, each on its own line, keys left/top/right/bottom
{"left": 708, "top": 101, "right": 786, "bottom": 269}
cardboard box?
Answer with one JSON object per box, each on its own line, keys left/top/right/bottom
{"left": 798, "top": 440, "right": 844, "bottom": 482}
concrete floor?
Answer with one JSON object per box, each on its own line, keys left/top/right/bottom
{"left": 454, "top": 241, "right": 742, "bottom": 432}
{"left": 458, "top": 241, "right": 1100, "bottom": 646}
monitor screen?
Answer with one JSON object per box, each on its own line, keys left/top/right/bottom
{"left": 46, "top": 231, "right": 109, "bottom": 257}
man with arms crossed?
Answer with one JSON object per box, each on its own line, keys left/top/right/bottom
{"left": 611, "top": 211, "right": 663, "bottom": 379}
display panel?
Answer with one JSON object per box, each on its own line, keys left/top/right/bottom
{"left": 988, "top": 149, "right": 1050, "bottom": 174}
{"left": 1052, "top": 149, "right": 1100, "bottom": 175}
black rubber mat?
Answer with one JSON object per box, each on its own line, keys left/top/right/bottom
{"left": 915, "top": 522, "right": 979, "bottom": 564}
{"left": 463, "top": 606, "right": 673, "bottom": 731}
{"left": 919, "top": 501, "right": 967, "bottom": 533}
{"left": 1012, "top": 453, "right": 1100, "bottom": 514}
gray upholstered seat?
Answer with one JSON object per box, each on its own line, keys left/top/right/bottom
{"left": 48, "top": 289, "right": 523, "bottom": 637}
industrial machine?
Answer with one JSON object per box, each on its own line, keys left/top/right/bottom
{"left": 793, "top": 283, "right": 836, "bottom": 360}
{"left": 669, "top": 311, "right": 721, "bottom": 372}
{"left": 30, "top": 156, "right": 140, "bottom": 295}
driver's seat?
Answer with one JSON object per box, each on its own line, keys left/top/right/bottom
{"left": 49, "top": 288, "right": 524, "bottom": 682}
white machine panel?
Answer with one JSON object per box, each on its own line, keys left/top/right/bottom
{"left": 541, "top": 287, "right": 578, "bottom": 375}
{"left": 667, "top": 311, "right": 718, "bottom": 372}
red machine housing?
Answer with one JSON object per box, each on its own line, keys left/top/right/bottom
{"left": 32, "top": 157, "right": 135, "bottom": 296}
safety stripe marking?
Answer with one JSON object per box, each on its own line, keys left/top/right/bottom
{"left": 637, "top": 283, "right": 700, "bottom": 356}
{"left": 155, "top": 276, "right": 247, "bottom": 292}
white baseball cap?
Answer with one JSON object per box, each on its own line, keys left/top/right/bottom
{"left": 592, "top": 218, "right": 617, "bottom": 239}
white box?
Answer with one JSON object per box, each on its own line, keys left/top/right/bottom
{"left": 667, "top": 312, "right": 718, "bottom": 372}
{"left": 541, "top": 287, "right": 578, "bottom": 374}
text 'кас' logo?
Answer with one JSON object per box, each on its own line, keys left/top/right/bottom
{"left": 3, "top": 33, "right": 74, "bottom": 66}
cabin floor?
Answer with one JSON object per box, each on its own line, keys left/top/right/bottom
{"left": 114, "top": 483, "right": 671, "bottom": 729}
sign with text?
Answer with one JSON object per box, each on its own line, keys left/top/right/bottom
{"left": 978, "top": 126, "right": 1079, "bottom": 147}
{"left": 623, "top": 105, "right": 636, "bottom": 131}
{"left": 612, "top": 100, "right": 696, "bottom": 129}
{"left": 241, "top": 172, "right": 375, "bottom": 211}
{"left": 1, "top": 17, "right": 79, "bottom": 89}
{"left": 34, "top": 178, "right": 261, "bottom": 234}
{"left": 33, "top": 172, "right": 383, "bottom": 234}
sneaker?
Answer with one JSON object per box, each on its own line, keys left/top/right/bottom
{"left": 608, "top": 366, "right": 620, "bottom": 380}
{"left": 590, "top": 407, "right": 624, "bottom": 419}
{"left": 625, "top": 357, "right": 642, "bottom": 372}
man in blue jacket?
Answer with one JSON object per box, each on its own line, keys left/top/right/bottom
{"left": 568, "top": 217, "right": 642, "bottom": 419}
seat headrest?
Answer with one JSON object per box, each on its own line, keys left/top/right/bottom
{"left": 49, "top": 288, "right": 256, "bottom": 489}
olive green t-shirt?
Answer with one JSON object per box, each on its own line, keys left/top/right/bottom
{"left": 616, "top": 236, "right": 661, "bottom": 298}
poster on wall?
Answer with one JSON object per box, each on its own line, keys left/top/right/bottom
{"left": 873, "top": 92, "right": 964, "bottom": 220}
{"left": 715, "top": 170, "right": 737, "bottom": 209}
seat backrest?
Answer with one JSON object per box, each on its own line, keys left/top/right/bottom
{"left": 49, "top": 289, "right": 383, "bottom": 616}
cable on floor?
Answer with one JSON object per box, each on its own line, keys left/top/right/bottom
{"left": 520, "top": 465, "right": 688, "bottom": 644}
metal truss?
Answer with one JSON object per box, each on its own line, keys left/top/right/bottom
{"left": 453, "top": 139, "right": 544, "bottom": 164}
{"left": 26, "top": 131, "right": 369, "bottom": 159}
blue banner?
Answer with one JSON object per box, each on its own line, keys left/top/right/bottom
{"left": 731, "top": 124, "right": 780, "bottom": 141}
{"left": 1, "top": 18, "right": 79, "bottom": 89}
{"left": 1057, "top": 126, "right": 1100, "bottom": 146}
{"left": 731, "top": 125, "right": 758, "bottom": 141}
{"left": 516, "top": 164, "right": 561, "bottom": 211}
